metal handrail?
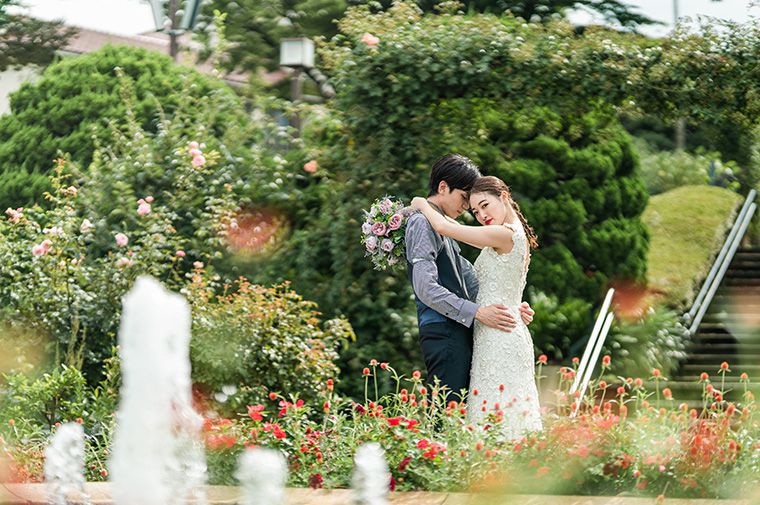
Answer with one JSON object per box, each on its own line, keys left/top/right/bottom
{"left": 572, "top": 312, "right": 615, "bottom": 418}
{"left": 687, "top": 201, "right": 757, "bottom": 336}
{"left": 570, "top": 288, "right": 614, "bottom": 395}
{"left": 684, "top": 189, "right": 757, "bottom": 325}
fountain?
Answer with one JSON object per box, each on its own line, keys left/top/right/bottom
{"left": 236, "top": 447, "right": 288, "bottom": 505}
{"left": 108, "top": 276, "right": 207, "bottom": 505}
{"left": 44, "top": 423, "right": 89, "bottom": 505}
{"left": 351, "top": 443, "right": 389, "bottom": 505}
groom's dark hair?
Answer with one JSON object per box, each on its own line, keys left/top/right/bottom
{"left": 428, "top": 154, "right": 482, "bottom": 197}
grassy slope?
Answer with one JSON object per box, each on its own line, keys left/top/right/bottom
{"left": 643, "top": 185, "right": 743, "bottom": 308}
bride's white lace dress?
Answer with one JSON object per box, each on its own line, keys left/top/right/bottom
{"left": 467, "top": 221, "right": 542, "bottom": 439}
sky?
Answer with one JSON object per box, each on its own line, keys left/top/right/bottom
{"left": 7, "top": 0, "right": 760, "bottom": 37}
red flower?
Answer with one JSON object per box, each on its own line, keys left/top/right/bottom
{"left": 380, "top": 362, "right": 389, "bottom": 370}
{"left": 412, "top": 370, "right": 421, "bottom": 379}
{"left": 389, "top": 476, "right": 397, "bottom": 492}
{"left": 268, "top": 392, "right": 278, "bottom": 401}
{"left": 634, "top": 378, "right": 643, "bottom": 387}
{"left": 700, "top": 372, "right": 709, "bottom": 381}
{"left": 398, "top": 456, "right": 412, "bottom": 471}
{"left": 387, "top": 416, "right": 403, "bottom": 427}
{"left": 720, "top": 361, "right": 730, "bottom": 371}
{"left": 537, "top": 354, "right": 548, "bottom": 365}
{"left": 417, "top": 439, "right": 430, "bottom": 449}
{"left": 662, "top": 388, "right": 672, "bottom": 400}
{"left": 75, "top": 418, "right": 84, "bottom": 425}
{"left": 499, "top": 384, "right": 505, "bottom": 392}
{"left": 370, "top": 359, "right": 379, "bottom": 366}
{"left": 602, "top": 355, "right": 611, "bottom": 367}
{"left": 406, "top": 419, "right": 419, "bottom": 431}
{"left": 740, "top": 372, "right": 749, "bottom": 380}
{"left": 309, "top": 473, "right": 323, "bottom": 489}
{"left": 472, "top": 389, "right": 479, "bottom": 396}
{"left": 247, "top": 404, "right": 265, "bottom": 421}
{"left": 572, "top": 357, "right": 580, "bottom": 365}
{"left": 652, "top": 368, "right": 661, "bottom": 378}
{"left": 419, "top": 386, "right": 428, "bottom": 395}
{"left": 598, "top": 380, "right": 607, "bottom": 389}
{"left": 617, "top": 386, "right": 626, "bottom": 395}
{"left": 100, "top": 469, "right": 108, "bottom": 477}
{"left": 363, "top": 368, "right": 371, "bottom": 376}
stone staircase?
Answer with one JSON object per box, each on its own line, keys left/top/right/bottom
{"left": 669, "top": 246, "right": 760, "bottom": 407}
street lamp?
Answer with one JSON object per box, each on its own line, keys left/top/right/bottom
{"left": 146, "top": 0, "right": 203, "bottom": 61}
{"left": 279, "top": 38, "right": 315, "bottom": 136}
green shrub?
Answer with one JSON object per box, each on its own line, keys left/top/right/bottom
{"left": 636, "top": 140, "right": 741, "bottom": 195}
{"left": 0, "top": 365, "right": 88, "bottom": 431}
{"left": 604, "top": 307, "right": 689, "bottom": 380}
{"left": 0, "top": 44, "right": 247, "bottom": 208}
{"left": 189, "top": 277, "right": 355, "bottom": 413}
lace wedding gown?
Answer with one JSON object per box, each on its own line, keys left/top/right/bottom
{"left": 467, "top": 221, "right": 542, "bottom": 439}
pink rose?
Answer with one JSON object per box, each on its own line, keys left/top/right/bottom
{"left": 361, "top": 33, "right": 380, "bottom": 47}
{"left": 145, "top": 196, "right": 154, "bottom": 203}
{"left": 115, "top": 233, "right": 128, "bottom": 247}
{"left": 188, "top": 141, "right": 199, "bottom": 149}
{"left": 32, "top": 239, "right": 52, "bottom": 256}
{"left": 175, "top": 250, "right": 186, "bottom": 257}
{"left": 5, "top": 207, "right": 23, "bottom": 223}
{"left": 388, "top": 213, "right": 403, "bottom": 230}
{"left": 189, "top": 148, "right": 203, "bottom": 157}
{"left": 378, "top": 198, "right": 392, "bottom": 214}
{"left": 137, "top": 202, "right": 151, "bottom": 216}
{"left": 304, "top": 160, "right": 318, "bottom": 173}
{"left": 365, "top": 235, "right": 378, "bottom": 252}
{"left": 380, "top": 239, "right": 394, "bottom": 253}
{"left": 192, "top": 155, "right": 206, "bottom": 168}
{"left": 115, "top": 257, "right": 133, "bottom": 268}
{"left": 371, "top": 222, "right": 387, "bottom": 236}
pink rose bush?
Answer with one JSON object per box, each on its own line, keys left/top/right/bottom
{"left": 360, "top": 196, "right": 411, "bottom": 271}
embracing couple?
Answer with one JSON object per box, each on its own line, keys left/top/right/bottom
{"left": 405, "top": 154, "right": 542, "bottom": 439}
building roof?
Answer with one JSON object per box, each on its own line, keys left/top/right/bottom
{"left": 60, "top": 25, "right": 285, "bottom": 87}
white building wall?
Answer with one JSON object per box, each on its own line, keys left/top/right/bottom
{"left": 0, "top": 66, "right": 41, "bottom": 116}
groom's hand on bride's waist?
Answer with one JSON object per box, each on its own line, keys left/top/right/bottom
{"left": 519, "top": 302, "right": 534, "bottom": 325}
{"left": 475, "top": 304, "right": 517, "bottom": 332}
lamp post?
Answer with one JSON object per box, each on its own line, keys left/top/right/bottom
{"left": 146, "top": 0, "right": 203, "bottom": 61}
{"left": 673, "top": 0, "right": 686, "bottom": 150}
{"left": 279, "top": 37, "right": 315, "bottom": 137}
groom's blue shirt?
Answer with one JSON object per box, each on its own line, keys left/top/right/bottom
{"left": 405, "top": 212, "right": 479, "bottom": 328}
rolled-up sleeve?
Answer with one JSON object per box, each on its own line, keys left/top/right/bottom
{"left": 406, "top": 214, "right": 479, "bottom": 327}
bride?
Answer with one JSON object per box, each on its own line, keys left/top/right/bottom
{"left": 411, "top": 175, "right": 542, "bottom": 439}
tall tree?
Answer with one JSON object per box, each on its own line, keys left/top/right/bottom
{"left": 0, "top": 0, "right": 77, "bottom": 71}
{"left": 196, "top": 0, "right": 346, "bottom": 73}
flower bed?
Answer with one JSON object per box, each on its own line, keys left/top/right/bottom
{"left": 2, "top": 359, "right": 758, "bottom": 500}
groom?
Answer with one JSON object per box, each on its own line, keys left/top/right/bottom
{"left": 405, "top": 154, "right": 534, "bottom": 399}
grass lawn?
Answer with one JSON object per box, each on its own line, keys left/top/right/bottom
{"left": 643, "top": 185, "right": 743, "bottom": 308}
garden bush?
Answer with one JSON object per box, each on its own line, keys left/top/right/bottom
{"left": 636, "top": 140, "right": 741, "bottom": 195}
{"left": 188, "top": 275, "right": 355, "bottom": 414}
{"left": 0, "top": 44, "right": 249, "bottom": 208}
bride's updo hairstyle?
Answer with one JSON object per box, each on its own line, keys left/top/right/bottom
{"left": 470, "top": 176, "right": 539, "bottom": 250}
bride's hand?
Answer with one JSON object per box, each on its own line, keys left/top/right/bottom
{"left": 410, "top": 197, "right": 428, "bottom": 211}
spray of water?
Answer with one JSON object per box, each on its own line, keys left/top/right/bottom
{"left": 108, "top": 276, "right": 207, "bottom": 505}
{"left": 44, "top": 422, "right": 90, "bottom": 505}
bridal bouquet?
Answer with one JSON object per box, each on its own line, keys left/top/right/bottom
{"left": 361, "top": 196, "right": 411, "bottom": 271}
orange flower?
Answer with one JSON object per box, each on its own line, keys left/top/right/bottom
{"left": 303, "top": 160, "right": 318, "bottom": 173}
